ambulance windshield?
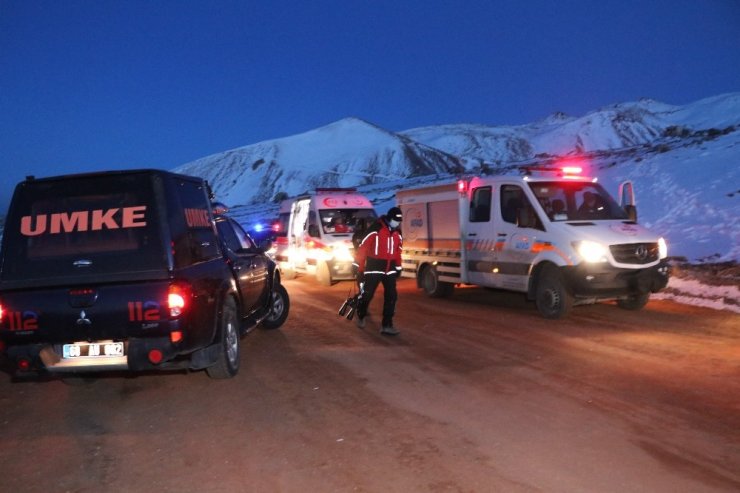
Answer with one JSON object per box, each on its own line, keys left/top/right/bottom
{"left": 319, "top": 209, "right": 377, "bottom": 234}
{"left": 528, "top": 181, "right": 629, "bottom": 222}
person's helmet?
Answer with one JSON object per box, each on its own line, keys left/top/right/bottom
{"left": 387, "top": 207, "right": 402, "bottom": 222}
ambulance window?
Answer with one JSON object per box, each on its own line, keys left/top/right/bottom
{"left": 307, "top": 212, "right": 320, "bottom": 238}
{"left": 500, "top": 185, "right": 544, "bottom": 230}
{"left": 470, "top": 186, "right": 492, "bottom": 223}
{"left": 500, "top": 185, "right": 523, "bottom": 224}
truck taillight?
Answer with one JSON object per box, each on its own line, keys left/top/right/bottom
{"left": 167, "top": 283, "right": 191, "bottom": 317}
{"left": 0, "top": 302, "right": 3, "bottom": 324}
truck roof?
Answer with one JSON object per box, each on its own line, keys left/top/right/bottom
{"left": 19, "top": 168, "right": 202, "bottom": 185}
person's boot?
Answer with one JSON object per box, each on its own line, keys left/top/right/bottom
{"left": 355, "top": 315, "right": 365, "bottom": 329}
{"left": 380, "top": 324, "right": 399, "bottom": 336}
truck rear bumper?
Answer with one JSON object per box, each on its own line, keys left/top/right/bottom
{"left": 562, "top": 260, "right": 670, "bottom": 299}
{"left": 4, "top": 337, "right": 188, "bottom": 375}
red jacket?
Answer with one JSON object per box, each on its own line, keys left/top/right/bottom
{"left": 354, "top": 218, "right": 402, "bottom": 275}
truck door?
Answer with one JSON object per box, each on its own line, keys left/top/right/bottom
{"left": 216, "top": 218, "right": 269, "bottom": 312}
{"left": 497, "top": 184, "right": 544, "bottom": 292}
{"left": 464, "top": 185, "right": 501, "bottom": 288}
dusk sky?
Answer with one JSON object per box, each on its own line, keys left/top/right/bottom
{"left": 1, "top": 0, "right": 739, "bottom": 210}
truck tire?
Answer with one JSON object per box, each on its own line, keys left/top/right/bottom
{"left": 261, "top": 283, "right": 290, "bottom": 330}
{"left": 535, "top": 267, "right": 573, "bottom": 319}
{"left": 421, "top": 265, "right": 454, "bottom": 298}
{"left": 617, "top": 292, "right": 650, "bottom": 310}
{"left": 316, "top": 261, "right": 333, "bottom": 286}
{"left": 206, "top": 297, "right": 240, "bottom": 379}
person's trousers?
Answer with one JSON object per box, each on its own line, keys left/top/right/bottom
{"left": 356, "top": 273, "right": 397, "bottom": 326}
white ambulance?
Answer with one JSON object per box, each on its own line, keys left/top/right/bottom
{"left": 274, "top": 188, "right": 377, "bottom": 285}
{"left": 396, "top": 166, "right": 670, "bottom": 318}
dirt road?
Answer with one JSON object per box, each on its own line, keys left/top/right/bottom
{"left": 1, "top": 277, "right": 738, "bottom": 492}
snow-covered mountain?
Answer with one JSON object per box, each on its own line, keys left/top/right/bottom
{"left": 175, "top": 117, "right": 464, "bottom": 206}
{"left": 174, "top": 93, "right": 740, "bottom": 263}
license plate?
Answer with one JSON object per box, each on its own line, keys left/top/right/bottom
{"left": 63, "top": 341, "right": 124, "bottom": 358}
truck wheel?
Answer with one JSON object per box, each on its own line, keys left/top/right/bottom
{"left": 261, "top": 283, "right": 290, "bottom": 330}
{"left": 421, "top": 265, "right": 454, "bottom": 298}
{"left": 535, "top": 268, "right": 573, "bottom": 319}
{"left": 316, "top": 261, "right": 333, "bottom": 286}
{"left": 617, "top": 292, "right": 650, "bottom": 310}
{"left": 206, "top": 298, "right": 240, "bottom": 379}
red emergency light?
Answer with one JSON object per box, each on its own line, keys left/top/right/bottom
{"left": 561, "top": 166, "right": 585, "bottom": 180}
{"left": 561, "top": 166, "right": 582, "bottom": 175}
{"left": 457, "top": 180, "right": 468, "bottom": 193}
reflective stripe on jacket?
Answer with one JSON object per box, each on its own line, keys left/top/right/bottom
{"left": 353, "top": 218, "right": 402, "bottom": 275}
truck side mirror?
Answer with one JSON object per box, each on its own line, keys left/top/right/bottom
{"left": 624, "top": 204, "right": 638, "bottom": 222}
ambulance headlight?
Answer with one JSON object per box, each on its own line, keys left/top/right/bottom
{"left": 573, "top": 240, "right": 608, "bottom": 263}
{"left": 332, "top": 244, "right": 354, "bottom": 262}
{"left": 658, "top": 237, "right": 668, "bottom": 259}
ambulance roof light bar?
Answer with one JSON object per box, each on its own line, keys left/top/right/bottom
{"left": 519, "top": 164, "right": 592, "bottom": 181}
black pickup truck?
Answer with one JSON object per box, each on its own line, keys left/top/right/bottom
{"left": 0, "top": 169, "right": 289, "bottom": 379}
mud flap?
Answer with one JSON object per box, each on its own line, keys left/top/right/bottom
{"left": 189, "top": 343, "right": 220, "bottom": 370}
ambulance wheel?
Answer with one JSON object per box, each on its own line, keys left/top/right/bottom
{"left": 207, "top": 297, "right": 240, "bottom": 379}
{"left": 535, "top": 269, "right": 573, "bottom": 319}
{"left": 421, "top": 265, "right": 454, "bottom": 298}
{"left": 317, "top": 261, "right": 333, "bottom": 286}
{"left": 617, "top": 292, "right": 650, "bottom": 310}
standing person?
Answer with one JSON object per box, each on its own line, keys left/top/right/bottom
{"left": 353, "top": 207, "right": 403, "bottom": 335}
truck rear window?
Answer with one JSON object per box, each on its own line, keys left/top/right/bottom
{"left": 1, "top": 174, "right": 166, "bottom": 282}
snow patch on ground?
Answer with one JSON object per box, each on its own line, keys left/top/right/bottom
{"left": 652, "top": 276, "right": 740, "bottom": 314}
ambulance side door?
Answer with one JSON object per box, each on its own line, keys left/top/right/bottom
{"left": 464, "top": 185, "right": 501, "bottom": 288}
{"left": 496, "top": 184, "right": 543, "bottom": 292}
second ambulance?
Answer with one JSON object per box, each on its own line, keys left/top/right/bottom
{"left": 274, "top": 188, "right": 377, "bottom": 285}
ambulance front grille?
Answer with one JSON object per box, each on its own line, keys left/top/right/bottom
{"left": 610, "top": 243, "right": 659, "bottom": 265}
